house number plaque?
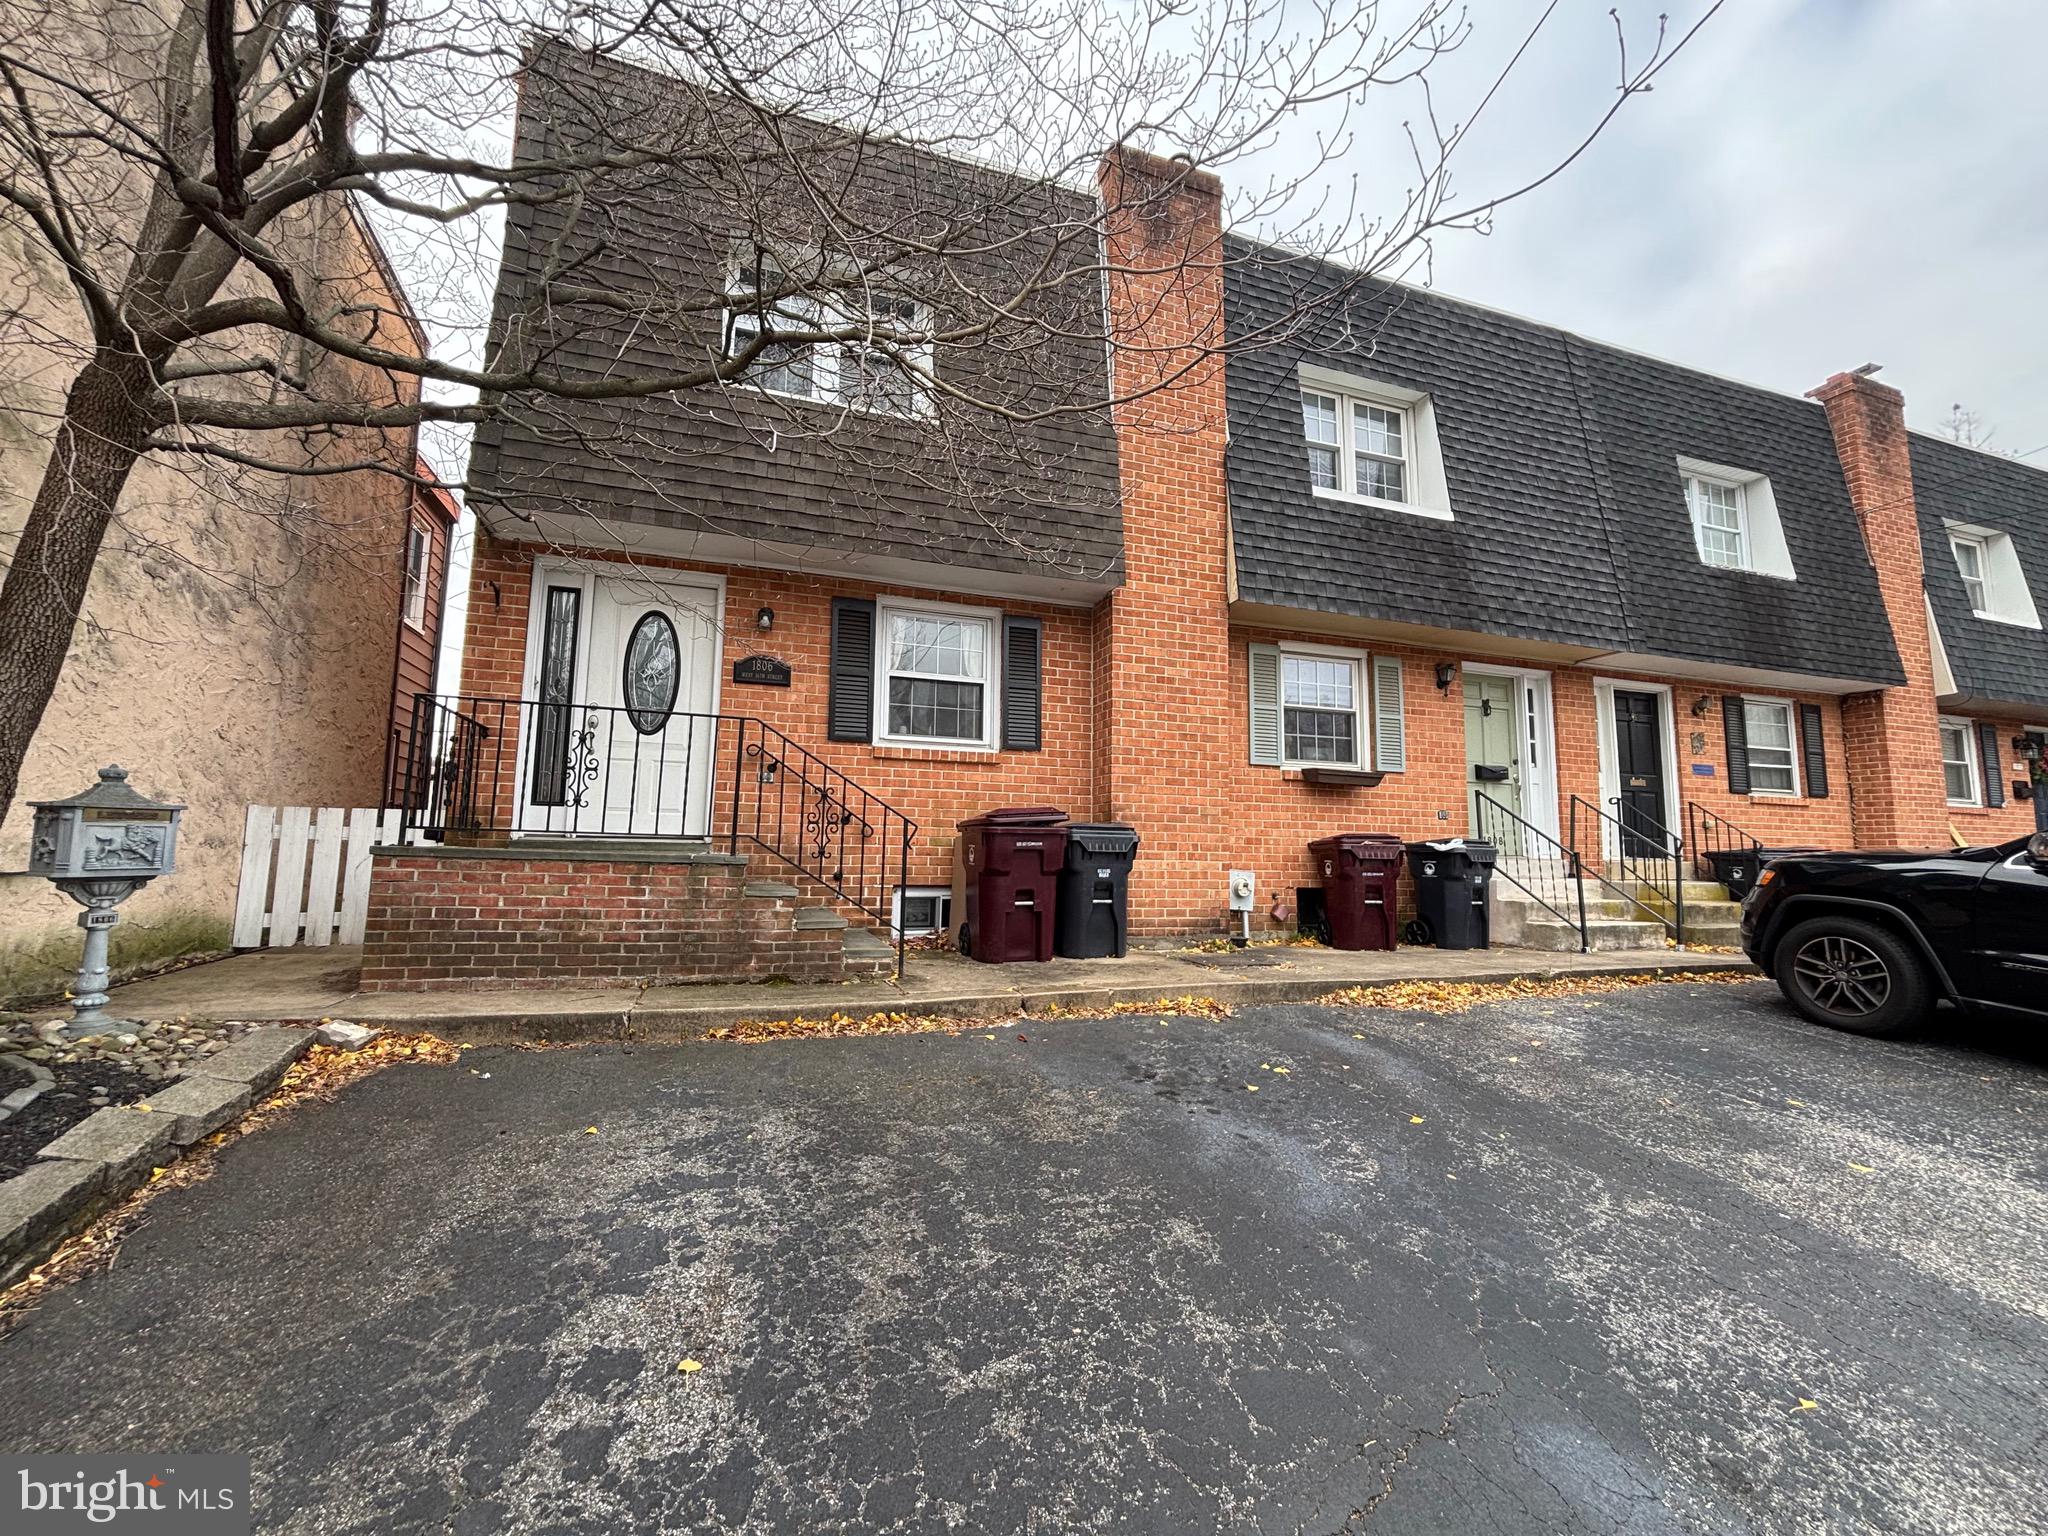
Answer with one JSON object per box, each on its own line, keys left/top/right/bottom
{"left": 732, "top": 654, "right": 792, "bottom": 687}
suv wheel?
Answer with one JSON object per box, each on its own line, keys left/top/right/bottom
{"left": 1772, "top": 916, "right": 1932, "bottom": 1038}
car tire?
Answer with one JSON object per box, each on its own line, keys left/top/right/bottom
{"left": 1771, "top": 916, "right": 1932, "bottom": 1038}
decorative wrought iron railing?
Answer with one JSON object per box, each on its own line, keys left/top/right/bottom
{"left": 397, "top": 694, "right": 918, "bottom": 976}
{"left": 1684, "top": 801, "right": 1764, "bottom": 883}
{"left": 1474, "top": 792, "right": 1588, "bottom": 951}
{"left": 1568, "top": 794, "right": 1687, "bottom": 947}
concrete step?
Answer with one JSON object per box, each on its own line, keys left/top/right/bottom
{"left": 741, "top": 880, "right": 799, "bottom": 900}
{"left": 1517, "top": 916, "right": 1670, "bottom": 953}
{"left": 1603, "top": 878, "right": 1732, "bottom": 904}
{"left": 512, "top": 836, "right": 715, "bottom": 857}
{"left": 842, "top": 927, "right": 895, "bottom": 959}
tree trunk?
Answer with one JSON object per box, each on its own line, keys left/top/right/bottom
{"left": 0, "top": 350, "right": 159, "bottom": 829}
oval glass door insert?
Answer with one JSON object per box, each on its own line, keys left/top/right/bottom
{"left": 622, "top": 612, "right": 681, "bottom": 733}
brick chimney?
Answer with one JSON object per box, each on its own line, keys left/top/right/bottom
{"left": 1093, "top": 146, "right": 1233, "bottom": 931}
{"left": 1809, "top": 369, "right": 1950, "bottom": 847}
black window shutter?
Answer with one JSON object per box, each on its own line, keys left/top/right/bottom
{"left": 1979, "top": 722, "right": 2006, "bottom": 808}
{"left": 1798, "top": 703, "right": 1829, "bottom": 798}
{"left": 828, "top": 598, "right": 876, "bottom": 742}
{"left": 1001, "top": 616, "right": 1044, "bottom": 752}
{"left": 1721, "top": 695, "right": 1750, "bottom": 795}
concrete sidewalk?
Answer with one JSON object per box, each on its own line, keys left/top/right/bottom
{"left": 69, "top": 943, "right": 1757, "bottom": 1042}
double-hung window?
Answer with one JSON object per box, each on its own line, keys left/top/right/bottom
{"left": 1742, "top": 699, "right": 1799, "bottom": 795}
{"left": 401, "top": 516, "right": 432, "bottom": 631}
{"left": 1950, "top": 532, "right": 1990, "bottom": 612}
{"left": 1939, "top": 718, "right": 1981, "bottom": 806}
{"left": 724, "top": 260, "right": 929, "bottom": 414}
{"left": 1301, "top": 388, "right": 1409, "bottom": 505}
{"left": 876, "top": 601, "right": 996, "bottom": 749}
{"left": 1687, "top": 475, "right": 1748, "bottom": 569}
{"left": 1282, "top": 652, "right": 1364, "bottom": 767}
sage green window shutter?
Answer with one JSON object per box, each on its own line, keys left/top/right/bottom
{"left": 1372, "top": 656, "right": 1406, "bottom": 772}
{"left": 1248, "top": 643, "right": 1282, "bottom": 766}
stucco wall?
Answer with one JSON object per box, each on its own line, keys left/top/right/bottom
{"left": 0, "top": 185, "right": 420, "bottom": 998}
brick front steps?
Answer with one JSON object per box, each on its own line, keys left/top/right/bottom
{"left": 359, "top": 842, "right": 888, "bottom": 992}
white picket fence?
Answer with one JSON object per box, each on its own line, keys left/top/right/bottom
{"left": 232, "top": 806, "right": 409, "bottom": 949}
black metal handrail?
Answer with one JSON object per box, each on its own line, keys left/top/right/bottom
{"left": 1474, "top": 792, "right": 1588, "bottom": 951}
{"left": 397, "top": 694, "right": 918, "bottom": 977}
{"left": 1568, "top": 794, "right": 1687, "bottom": 948}
{"left": 1685, "top": 801, "right": 1764, "bottom": 883}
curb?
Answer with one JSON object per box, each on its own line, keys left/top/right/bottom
{"left": 0, "top": 1052, "right": 56, "bottom": 1122}
{"left": 338, "top": 958, "right": 1762, "bottom": 1044}
{"left": 0, "top": 1029, "right": 314, "bottom": 1290}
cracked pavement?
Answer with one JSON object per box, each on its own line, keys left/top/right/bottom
{"left": 1, "top": 979, "right": 2043, "bottom": 1534}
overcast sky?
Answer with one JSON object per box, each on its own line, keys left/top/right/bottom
{"left": 1260, "top": 0, "right": 2046, "bottom": 455}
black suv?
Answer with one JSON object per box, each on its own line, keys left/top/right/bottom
{"left": 1741, "top": 832, "right": 2048, "bottom": 1037}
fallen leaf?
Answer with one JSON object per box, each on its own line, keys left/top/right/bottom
{"left": 1245, "top": 1084, "right": 1259, "bottom": 1093}
{"left": 584, "top": 1126, "right": 600, "bottom": 1136}
{"left": 1846, "top": 1161, "right": 1875, "bottom": 1173}
{"left": 133, "top": 1105, "right": 153, "bottom": 1114}
{"left": 1409, "top": 1115, "right": 1425, "bottom": 1125}
{"left": 1794, "top": 1398, "right": 1818, "bottom": 1412}
{"left": 1272, "top": 1066, "right": 1290, "bottom": 1075}
{"left": 1786, "top": 1098, "right": 1805, "bottom": 1107}
{"left": 677, "top": 1358, "right": 703, "bottom": 1374}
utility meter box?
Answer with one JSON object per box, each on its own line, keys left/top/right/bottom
{"left": 1228, "top": 870, "right": 1256, "bottom": 912}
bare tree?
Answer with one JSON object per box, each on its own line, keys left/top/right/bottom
{"left": 1937, "top": 403, "right": 2016, "bottom": 458}
{"left": 0, "top": 0, "right": 1716, "bottom": 826}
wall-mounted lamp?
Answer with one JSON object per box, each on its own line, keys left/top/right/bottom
{"left": 1433, "top": 662, "right": 1458, "bottom": 696}
{"left": 1691, "top": 695, "right": 1712, "bottom": 717}
{"left": 2013, "top": 734, "right": 2042, "bottom": 761}
{"left": 755, "top": 605, "right": 775, "bottom": 632}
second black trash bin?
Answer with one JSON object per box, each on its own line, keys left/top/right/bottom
{"left": 1053, "top": 823, "right": 1141, "bottom": 958}
{"left": 1404, "top": 840, "right": 1497, "bottom": 949}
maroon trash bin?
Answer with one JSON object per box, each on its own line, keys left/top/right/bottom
{"left": 1309, "top": 834, "right": 1405, "bottom": 951}
{"left": 957, "top": 807, "right": 1070, "bottom": 963}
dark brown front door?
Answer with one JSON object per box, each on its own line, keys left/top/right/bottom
{"left": 1612, "top": 690, "right": 1668, "bottom": 857}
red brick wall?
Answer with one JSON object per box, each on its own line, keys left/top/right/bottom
{"left": 1810, "top": 371, "right": 1952, "bottom": 848}
{"left": 1094, "top": 146, "right": 1239, "bottom": 933}
{"left": 1945, "top": 718, "right": 2043, "bottom": 843}
{"left": 358, "top": 849, "right": 848, "bottom": 989}
{"left": 457, "top": 532, "right": 1095, "bottom": 890}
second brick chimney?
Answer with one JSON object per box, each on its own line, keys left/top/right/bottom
{"left": 1809, "top": 369, "right": 1951, "bottom": 848}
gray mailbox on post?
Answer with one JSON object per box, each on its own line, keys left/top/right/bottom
{"left": 29, "top": 765, "right": 183, "bottom": 1036}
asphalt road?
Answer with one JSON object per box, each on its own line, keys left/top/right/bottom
{"left": 1, "top": 980, "right": 2043, "bottom": 1535}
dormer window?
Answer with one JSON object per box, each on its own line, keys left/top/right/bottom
{"left": 1685, "top": 474, "right": 1747, "bottom": 568}
{"left": 1675, "top": 458, "right": 1796, "bottom": 579}
{"left": 723, "top": 258, "right": 931, "bottom": 416}
{"left": 1944, "top": 522, "right": 2041, "bottom": 628}
{"left": 1297, "top": 367, "right": 1451, "bottom": 520}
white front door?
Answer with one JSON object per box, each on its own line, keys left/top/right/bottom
{"left": 522, "top": 565, "right": 722, "bottom": 837}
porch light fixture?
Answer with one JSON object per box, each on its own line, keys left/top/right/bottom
{"left": 27, "top": 766, "right": 183, "bottom": 1038}
{"left": 2014, "top": 735, "right": 2042, "bottom": 760}
{"left": 1433, "top": 662, "right": 1457, "bottom": 695}
{"left": 755, "top": 606, "right": 775, "bottom": 632}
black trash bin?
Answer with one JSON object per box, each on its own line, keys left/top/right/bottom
{"left": 1308, "top": 834, "right": 1405, "bottom": 950}
{"left": 1704, "top": 846, "right": 1825, "bottom": 902}
{"left": 1404, "top": 840, "right": 1497, "bottom": 949}
{"left": 1053, "top": 823, "right": 1141, "bottom": 958}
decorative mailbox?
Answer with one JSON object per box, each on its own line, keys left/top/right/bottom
{"left": 28, "top": 766, "right": 183, "bottom": 1036}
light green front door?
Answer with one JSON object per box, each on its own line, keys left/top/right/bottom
{"left": 1465, "top": 674, "right": 1521, "bottom": 833}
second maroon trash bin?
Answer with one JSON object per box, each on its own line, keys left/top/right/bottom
{"left": 1308, "top": 834, "right": 1405, "bottom": 950}
{"left": 957, "top": 807, "right": 1069, "bottom": 963}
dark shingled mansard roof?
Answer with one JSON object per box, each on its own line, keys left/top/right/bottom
{"left": 1222, "top": 234, "right": 1907, "bottom": 687}
{"left": 1910, "top": 433, "right": 2048, "bottom": 714}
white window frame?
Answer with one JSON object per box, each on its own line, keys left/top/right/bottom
{"left": 1686, "top": 472, "right": 1750, "bottom": 570}
{"left": 872, "top": 597, "right": 1000, "bottom": 752}
{"left": 1300, "top": 387, "right": 1417, "bottom": 512}
{"left": 1278, "top": 642, "right": 1369, "bottom": 771}
{"left": 892, "top": 886, "right": 953, "bottom": 938}
{"left": 722, "top": 258, "right": 933, "bottom": 417}
{"left": 1741, "top": 696, "right": 1800, "bottom": 797}
{"left": 1950, "top": 531, "right": 1989, "bottom": 613}
{"left": 1942, "top": 521, "right": 2042, "bottom": 629}
{"left": 1939, "top": 716, "right": 1982, "bottom": 807}
{"left": 401, "top": 514, "right": 432, "bottom": 631}
{"left": 1675, "top": 458, "right": 1797, "bottom": 580}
